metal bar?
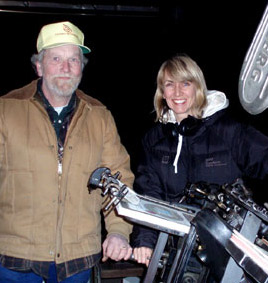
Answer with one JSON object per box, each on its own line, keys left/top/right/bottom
{"left": 143, "top": 232, "right": 169, "bottom": 283}
{"left": 169, "top": 225, "right": 197, "bottom": 283}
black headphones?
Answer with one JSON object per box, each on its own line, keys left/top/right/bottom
{"left": 164, "top": 115, "right": 202, "bottom": 137}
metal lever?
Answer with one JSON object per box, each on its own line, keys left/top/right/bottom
{"left": 88, "top": 167, "right": 140, "bottom": 213}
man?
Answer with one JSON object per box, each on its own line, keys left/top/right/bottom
{"left": 0, "top": 21, "right": 133, "bottom": 282}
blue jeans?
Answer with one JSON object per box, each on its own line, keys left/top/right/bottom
{"left": 0, "top": 262, "right": 92, "bottom": 283}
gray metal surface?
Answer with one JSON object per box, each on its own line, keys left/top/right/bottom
{"left": 221, "top": 212, "right": 262, "bottom": 283}
{"left": 239, "top": 4, "right": 268, "bottom": 114}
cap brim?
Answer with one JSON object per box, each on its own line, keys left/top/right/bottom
{"left": 39, "top": 43, "right": 91, "bottom": 54}
{"left": 80, "top": 45, "right": 91, "bottom": 54}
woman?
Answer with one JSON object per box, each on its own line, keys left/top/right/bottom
{"left": 131, "top": 55, "right": 268, "bottom": 269}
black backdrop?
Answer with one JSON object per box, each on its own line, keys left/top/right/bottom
{"left": 1, "top": 1, "right": 268, "bottom": 201}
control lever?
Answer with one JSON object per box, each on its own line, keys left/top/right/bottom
{"left": 88, "top": 167, "right": 140, "bottom": 212}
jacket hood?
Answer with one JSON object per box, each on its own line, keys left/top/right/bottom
{"left": 202, "top": 90, "right": 229, "bottom": 118}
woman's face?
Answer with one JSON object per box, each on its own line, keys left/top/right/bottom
{"left": 163, "top": 73, "right": 196, "bottom": 122}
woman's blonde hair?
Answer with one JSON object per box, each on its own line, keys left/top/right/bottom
{"left": 154, "top": 55, "right": 207, "bottom": 123}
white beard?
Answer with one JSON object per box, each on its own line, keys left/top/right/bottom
{"left": 44, "top": 75, "right": 82, "bottom": 98}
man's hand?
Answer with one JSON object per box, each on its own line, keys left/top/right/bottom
{"left": 133, "top": 247, "right": 153, "bottom": 267}
{"left": 102, "top": 234, "right": 132, "bottom": 262}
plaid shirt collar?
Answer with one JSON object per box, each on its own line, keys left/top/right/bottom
{"left": 36, "top": 79, "right": 78, "bottom": 165}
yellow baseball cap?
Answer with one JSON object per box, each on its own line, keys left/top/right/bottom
{"left": 36, "top": 21, "right": 91, "bottom": 54}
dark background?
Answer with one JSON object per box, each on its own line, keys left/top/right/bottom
{"left": 1, "top": 1, "right": 268, "bottom": 201}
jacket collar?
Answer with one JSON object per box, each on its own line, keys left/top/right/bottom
{"left": 2, "top": 79, "right": 106, "bottom": 110}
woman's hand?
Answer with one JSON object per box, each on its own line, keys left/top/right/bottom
{"left": 133, "top": 246, "right": 153, "bottom": 267}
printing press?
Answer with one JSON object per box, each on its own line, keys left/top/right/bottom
{"left": 88, "top": 167, "right": 268, "bottom": 283}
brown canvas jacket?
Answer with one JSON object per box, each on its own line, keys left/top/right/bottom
{"left": 0, "top": 80, "right": 133, "bottom": 263}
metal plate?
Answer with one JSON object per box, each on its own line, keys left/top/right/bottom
{"left": 239, "top": 4, "right": 268, "bottom": 114}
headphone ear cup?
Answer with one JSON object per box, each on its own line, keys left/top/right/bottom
{"left": 177, "top": 116, "right": 202, "bottom": 136}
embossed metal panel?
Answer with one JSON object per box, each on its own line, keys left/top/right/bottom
{"left": 239, "top": 4, "right": 268, "bottom": 114}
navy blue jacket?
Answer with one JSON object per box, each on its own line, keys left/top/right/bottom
{"left": 131, "top": 109, "right": 268, "bottom": 248}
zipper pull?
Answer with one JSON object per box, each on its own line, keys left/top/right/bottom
{"left": 58, "top": 161, "right": 62, "bottom": 175}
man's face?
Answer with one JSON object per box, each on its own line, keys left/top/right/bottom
{"left": 37, "top": 45, "right": 83, "bottom": 100}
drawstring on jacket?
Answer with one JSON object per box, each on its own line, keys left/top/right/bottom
{"left": 173, "top": 133, "right": 183, "bottom": 174}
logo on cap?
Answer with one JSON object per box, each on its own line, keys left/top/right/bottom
{"left": 63, "top": 24, "right": 72, "bottom": 34}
